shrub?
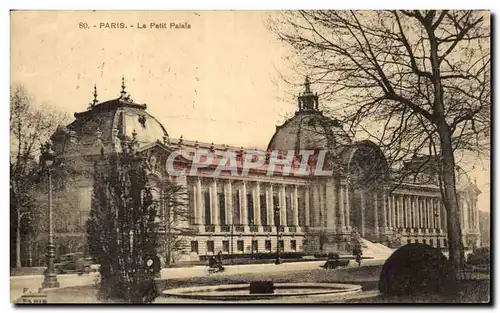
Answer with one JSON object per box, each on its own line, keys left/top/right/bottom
{"left": 378, "top": 243, "right": 456, "bottom": 296}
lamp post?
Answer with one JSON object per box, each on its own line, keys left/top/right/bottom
{"left": 41, "top": 142, "right": 59, "bottom": 289}
{"left": 274, "top": 205, "right": 282, "bottom": 265}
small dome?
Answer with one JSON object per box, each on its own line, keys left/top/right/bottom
{"left": 267, "top": 112, "right": 351, "bottom": 152}
{"left": 267, "top": 77, "right": 351, "bottom": 152}
{"left": 58, "top": 80, "right": 169, "bottom": 155}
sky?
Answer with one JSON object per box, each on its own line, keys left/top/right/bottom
{"left": 10, "top": 10, "right": 490, "bottom": 212}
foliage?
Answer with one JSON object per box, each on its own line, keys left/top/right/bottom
{"left": 157, "top": 183, "right": 191, "bottom": 266}
{"left": 271, "top": 10, "right": 490, "bottom": 274}
{"left": 10, "top": 85, "right": 66, "bottom": 267}
{"left": 86, "top": 151, "right": 160, "bottom": 303}
{"left": 379, "top": 243, "right": 456, "bottom": 296}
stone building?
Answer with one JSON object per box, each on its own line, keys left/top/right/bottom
{"left": 46, "top": 78, "right": 482, "bottom": 262}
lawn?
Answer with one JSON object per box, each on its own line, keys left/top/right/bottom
{"left": 44, "top": 264, "right": 490, "bottom": 304}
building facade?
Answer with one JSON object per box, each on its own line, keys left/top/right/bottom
{"left": 48, "top": 79, "right": 482, "bottom": 262}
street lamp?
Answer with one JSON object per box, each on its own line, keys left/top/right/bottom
{"left": 274, "top": 205, "right": 282, "bottom": 265}
{"left": 41, "top": 142, "right": 59, "bottom": 289}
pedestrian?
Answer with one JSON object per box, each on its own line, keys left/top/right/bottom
{"left": 355, "top": 253, "right": 362, "bottom": 267}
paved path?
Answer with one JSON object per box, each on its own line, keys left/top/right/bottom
{"left": 10, "top": 259, "right": 385, "bottom": 303}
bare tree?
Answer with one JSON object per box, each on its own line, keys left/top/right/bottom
{"left": 271, "top": 10, "right": 490, "bottom": 275}
{"left": 159, "top": 183, "right": 192, "bottom": 266}
{"left": 10, "top": 85, "right": 67, "bottom": 268}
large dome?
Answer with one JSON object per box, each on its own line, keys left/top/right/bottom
{"left": 267, "top": 77, "right": 351, "bottom": 152}
{"left": 267, "top": 111, "right": 351, "bottom": 152}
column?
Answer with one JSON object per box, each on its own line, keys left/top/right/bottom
{"left": 211, "top": 179, "right": 219, "bottom": 225}
{"left": 435, "top": 198, "right": 439, "bottom": 230}
{"left": 345, "top": 184, "right": 351, "bottom": 230}
{"left": 382, "top": 189, "right": 388, "bottom": 231}
{"left": 191, "top": 180, "right": 198, "bottom": 224}
{"left": 360, "top": 191, "right": 366, "bottom": 237}
{"left": 280, "top": 184, "right": 287, "bottom": 226}
{"left": 414, "top": 197, "right": 418, "bottom": 229}
{"left": 420, "top": 197, "right": 425, "bottom": 229}
{"left": 293, "top": 185, "right": 299, "bottom": 226}
{"left": 226, "top": 180, "right": 233, "bottom": 225}
{"left": 304, "top": 188, "right": 310, "bottom": 226}
{"left": 267, "top": 184, "right": 274, "bottom": 226}
{"left": 398, "top": 195, "right": 404, "bottom": 228}
{"left": 423, "top": 198, "right": 428, "bottom": 229}
{"left": 254, "top": 182, "right": 261, "bottom": 226}
{"left": 339, "top": 183, "right": 346, "bottom": 231}
{"left": 429, "top": 198, "right": 434, "bottom": 229}
{"left": 196, "top": 178, "right": 203, "bottom": 224}
{"left": 386, "top": 193, "right": 391, "bottom": 229}
{"left": 312, "top": 185, "right": 320, "bottom": 227}
{"left": 406, "top": 196, "right": 411, "bottom": 228}
{"left": 241, "top": 181, "right": 248, "bottom": 225}
{"left": 428, "top": 198, "right": 432, "bottom": 229}
{"left": 319, "top": 184, "right": 325, "bottom": 228}
{"left": 435, "top": 197, "right": 440, "bottom": 230}
{"left": 391, "top": 194, "right": 396, "bottom": 229}
{"left": 412, "top": 196, "right": 417, "bottom": 229}
{"left": 373, "top": 192, "right": 379, "bottom": 236}
{"left": 474, "top": 199, "right": 480, "bottom": 232}
{"left": 325, "top": 180, "right": 336, "bottom": 230}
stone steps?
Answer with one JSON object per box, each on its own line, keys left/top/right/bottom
{"left": 359, "top": 238, "right": 394, "bottom": 260}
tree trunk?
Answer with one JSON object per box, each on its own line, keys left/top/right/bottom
{"left": 438, "top": 123, "right": 464, "bottom": 275}
{"left": 16, "top": 208, "right": 22, "bottom": 268}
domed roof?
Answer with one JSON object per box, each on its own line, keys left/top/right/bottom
{"left": 52, "top": 80, "right": 169, "bottom": 156}
{"left": 267, "top": 77, "right": 351, "bottom": 152}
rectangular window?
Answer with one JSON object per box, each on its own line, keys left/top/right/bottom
{"left": 252, "top": 240, "right": 258, "bottom": 253}
{"left": 415, "top": 239, "right": 419, "bottom": 244}
{"left": 222, "top": 240, "right": 229, "bottom": 252}
{"left": 204, "top": 191, "right": 211, "bottom": 225}
{"left": 265, "top": 240, "right": 271, "bottom": 251}
{"left": 260, "top": 194, "right": 267, "bottom": 225}
{"left": 237, "top": 240, "right": 244, "bottom": 252}
{"left": 190, "top": 241, "right": 198, "bottom": 253}
{"left": 219, "top": 192, "right": 226, "bottom": 225}
{"left": 290, "top": 240, "right": 297, "bottom": 251}
{"left": 298, "top": 193, "right": 305, "bottom": 227}
{"left": 429, "top": 239, "right": 434, "bottom": 247}
{"left": 407, "top": 239, "right": 411, "bottom": 245}
{"left": 247, "top": 194, "right": 254, "bottom": 225}
{"left": 233, "top": 190, "right": 240, "bottom": 224}
{"left": 207, "top": 240, "right": 214, "bottom": 253}
{"left": 279, "top": 240, "right": 284, "bottom": 251}
{"left": 423, "top": 239, "right": 427, "bottom": 245}
{"left": 443, "top": 239, "right": 447, "bottom": 247}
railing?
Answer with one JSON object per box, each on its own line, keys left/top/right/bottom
{"left": 249, "top": 225, "right": 258, "bottom": 233}
{"left": 220, "top": 225, "right": 230, "bottom": 232}
{"left": 288, "top": 226, "right": 297, "bottom": 233}
{"left": 262, "top": 225, "right": 272, "bottom": 232}
{"left": 204, "top": 225, "right": 215, "bottom": 232}
{"left": 235, "top": 225, "right": 245, "bottom": 232}
{"left": 279, "top": 226, "right": 285, "bottom": 232}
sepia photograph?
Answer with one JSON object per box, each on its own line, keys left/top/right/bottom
{"left": 9, "top": 9, "right": 491, "bottom": 304}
